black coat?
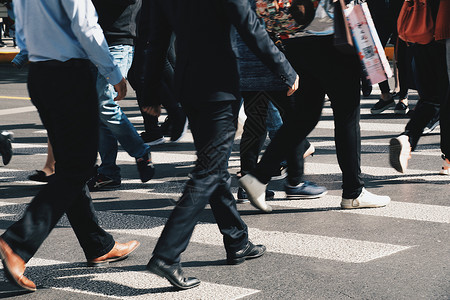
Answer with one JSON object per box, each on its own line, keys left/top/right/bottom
{"left": 140, "top": 0, "right": 297, "bottom": 106}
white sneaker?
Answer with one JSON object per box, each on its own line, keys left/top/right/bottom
{"left": 439, "top": 155, "right": 450, "bottom": 175}
{"left": 341, "top": 188, "right": 390, "bottom": 209}
{"left": 239, "top": 174, "right": 272, "bottom": 213}
{"left": 389, "top": 135, "right": 411, "bottom": 173}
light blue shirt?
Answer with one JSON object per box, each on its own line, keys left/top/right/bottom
{"left": 13, "top": 0, "right": 122, "bottom": 85}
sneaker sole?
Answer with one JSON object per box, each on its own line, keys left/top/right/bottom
{"left": 389, "top": 138, "right": 405, "bottom": 173}
{"left": 370, "top": 102, "right": 395, "bottom": 114}
{"left": 340, "top": 202, "right": 389, "bottom": 209}
{"left": 271, "top": 172, "right": 287, "bottom": 180}
{"left": 394, "top": 108, "right": 409, "bottom": 115}
{"left": 236, "top": 199, "right": 250, "bottom": 204}
{"left": 226, "top": 249, "right": 266, "bottom": 265}
{"left": 89, "top": 183, "right": 121, "bottom": 192}
{"left": 170, "top": 119, "right": 188, "bottom": 143}
{"left": 422, "top": 124, "right": 439, "bottom": 135}
{"left": 145, "top": 137, "right": 166, "bottom": 146}
{"left": 286, "top": 191, "right": 328, "bottom": 199}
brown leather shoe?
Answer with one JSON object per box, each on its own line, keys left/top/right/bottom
{"left": 87, "top": 240, "right": 140, "bottom": 267}
{"left": 0, "top": 238, "right": 36, "bottom": 292}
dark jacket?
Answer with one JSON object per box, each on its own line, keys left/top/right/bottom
{"left": 140, "top": 0, "right": 297, "bottom": 106}
{"left": 92, "top": 0, "right": 141, "bottom": 46}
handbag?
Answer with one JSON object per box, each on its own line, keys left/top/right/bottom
{"left": 333, "top": 0, "right": 355, "bottom": 53}
{"left": 397, "top": 0, "right": 435, "bottom": 44}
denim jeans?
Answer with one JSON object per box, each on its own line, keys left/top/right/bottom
{"left": 266, "top": 100, "right": 283, "bottom": 140}
{"left": 96, "top": 45, "right": 150, "bottom": 181}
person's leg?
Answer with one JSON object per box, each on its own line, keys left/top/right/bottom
{"left": 28, "top": 138, "right": 56, "bottom": 182}
{"left": 324, "top": 48, "right": 364, "bottom": 199}
{"left": 240, "top": 91, "right": 269, "bottom": 175}
{"left": 152, "top": 100, "right": 248, "bottom": 264}
{"left": 97, "top": 45, "right": 150, "bottom": 180}
{"left": 403, "top": 42, "right": 447, "bottom": 150}
{"left": 266, "top": 100, "right": 283, "bottom": 140}
{"left": 0, "top": 131, "right": 13, "bottom": 165}
{"left": 1, "top": 61, "right": 114, "bottom": 263}
{"left": 393, "top": 38, "right": 410, "bottom": 114}
{"left": 439, "top": 39, "right": 450, "bottom": 174}
{"left": 251, "top": 40, "right": 325, "bottom": 185}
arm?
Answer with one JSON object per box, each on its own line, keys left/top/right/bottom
{"left": 224, "top": 0, "right": 299, "bottom": 94}
{"left": 139, "top": 0, "right": 172, "bottom": 108}
{"left": 12, "top": 1, "right": 28, "bottom": 58}
{"left": 61, "top": 0, "right": 123, "bottom": 87}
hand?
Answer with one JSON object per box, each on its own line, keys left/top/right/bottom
{"left": 287, "top": 75, "right": 299, "bottom": 96}
{"left": 113, "top": 78, "right": 127, "bottom": 101}
{"left": 143, "top": 105, "right": 162, "bottom": 117}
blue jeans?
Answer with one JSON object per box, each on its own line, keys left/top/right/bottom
{"left": 96, "top": 45, "right": 150, "bottom": 181}
{"left": 266, "top": 101, "right": 283, "bottom": 140}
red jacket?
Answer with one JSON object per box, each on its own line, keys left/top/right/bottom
{"left": 435, "top": 0, "right": 450, "bottom": 40}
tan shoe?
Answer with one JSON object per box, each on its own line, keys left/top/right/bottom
{"left": 87, "top": 240, "right": 140, "bottom": 267}
{"left": 0, "top": 238, "right": 36, "bottom": 292}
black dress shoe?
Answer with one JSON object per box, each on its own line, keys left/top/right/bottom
{"left": 226, "top": 241, "right": 266, "bottom": 265}
{"left": 146, "top": 256, "right": 200, "bottom": 290}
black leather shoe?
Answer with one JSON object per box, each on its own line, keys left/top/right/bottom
{"left": 227, "top": 241, "right": 266, "bottom": 265}
{"left": 146, "top": 256, "right": 200, "bottom": 290}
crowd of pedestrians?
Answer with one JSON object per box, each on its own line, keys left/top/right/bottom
{"left": 0, "top": 0, "right": 448, "bottom": 293}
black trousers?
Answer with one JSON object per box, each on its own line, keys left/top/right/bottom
{"left": 153, "top": 100, "right": 248, "bottom": 264}
{"left": 240, "top": 91, "right": 310, "bottom": 186}
{"left": 1, "top": 60, "right": 114, "bottom": 262}
{"left": 404, "top": 42, "right": 449, "bottom": 151}
{"left": 252, "top": 36, "right": 364, "bottom": 199}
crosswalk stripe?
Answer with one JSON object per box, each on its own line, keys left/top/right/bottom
{"left": 315, "top": 120, "right": 411, "bottom": 132}
{"left": 0, "top": 106, "right": 37, "bottom": 116}
{"left": 0, "top": 258, "right": 259, "bottom": 299}
{"left": 119, "top": 187, "right": 450, "bottom": 224}
{"left": 110, "top": 223, "right": 411, "bottom": 264}
{"left": 0, "top": 200, "right": 412, "bottom": 264}
{"left": 304, "top": 163, "right": 449, "bottom": 181}
{"left": 267, "top": 194, "right": 450, "bottom": 224}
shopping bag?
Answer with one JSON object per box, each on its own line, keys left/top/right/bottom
{"left": 344, "top": 2, "right": 393, "bottom": 85}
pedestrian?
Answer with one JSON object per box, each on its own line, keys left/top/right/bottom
{"left": 239, "top": 0, "right": 391, "bottom": 212}
{"left": 233, "top": 1, "right": 322, "bottom": 203}
{"left": 140, "top": 0, "right": 299, "bottom": 290}
{"left": 0, "top": 0, "right": 139, "bottom": 292}
{"left": 389, "top": 0, "right": 449, "bottom": 173}
{"left": 128, "top": 0, "right": 187, "bottom": 145}
{"left": 87, "top": 0, "right": 155, "bottom": 191}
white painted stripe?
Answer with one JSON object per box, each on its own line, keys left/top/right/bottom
{"left": 303, "top": 140, "right": 443, "bottom": 157}
{"left": 10, "top": 142, "right": 46, "bottom": 149}
{"left": 116, "top": 151, "right": 197, "bottom": 164}
{"left": 110, "top": 224, "right": 411, "bottom": 263}
{"left": 0, "top": 257, "right": 259, "bottom": 299}
{"left": 53, "top": 272, "right": 258, "bottom": 300}
{"left": 304, "top": 163, "right": 450, "bottom": 182}
{"left": 315, "top": 120, "right": 407, "bottom": 132}
{"left": 0, "top": 106, "right": 37, "bottom": 116}
{"left": 267, "top": 194, "right": 450, "bottom": 224}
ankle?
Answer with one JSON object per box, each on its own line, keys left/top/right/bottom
{"left": 41, "top": 168, "right": 54, "bottom": 176}
{"left": 381, "top": 93, "right": 392, "bottom": 101}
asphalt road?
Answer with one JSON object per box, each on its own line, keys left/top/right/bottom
{"left": 0, "top": 63, "right": 449, "bottom": 300}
